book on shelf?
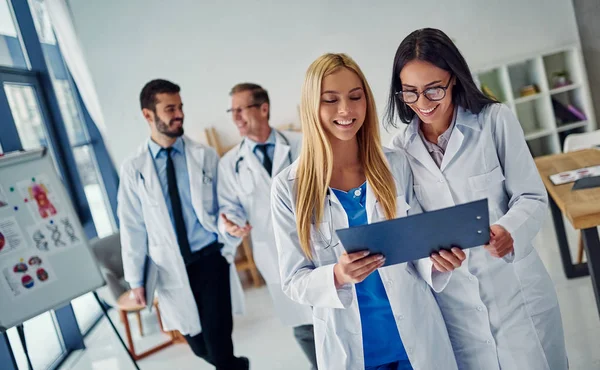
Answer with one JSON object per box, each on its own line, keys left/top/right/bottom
{"left": 567, "top": 104, "right": 586, "bottom": 121}
{"left": 551, "top": 98, "right": 582, "bottom": 124}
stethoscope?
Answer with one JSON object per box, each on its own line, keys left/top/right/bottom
{"left": 317, "top": 183, "right": 366, "bottom": 250}
{"left": 317, "top": 190, "right": 340, "bottom": 250}
{"left": 234, "top": 130, "right": 292, "bottom": 174}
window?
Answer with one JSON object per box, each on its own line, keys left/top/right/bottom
{"left": 27, "top": 0, "right": 115, "bottom": 238}
{"left": 6, "top": 312, "right": 65, "bottom": 370}
{"left": 4, "top": 82, "right": 52, "bottom": 151}
{"left": 0, "top": 0, "right": 28, "bottom": 69}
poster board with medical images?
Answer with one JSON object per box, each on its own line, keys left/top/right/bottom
{"left": 0, "top": 149, "right": 104, "bottom": 331}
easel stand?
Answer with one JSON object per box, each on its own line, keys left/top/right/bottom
{"left": 93, "top": 291, "right": 141, "bottom": 370}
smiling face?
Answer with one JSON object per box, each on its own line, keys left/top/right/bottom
{"left": 399, "top": 59, "right": 455, "bottom": 127}
{"left": 143, "top": 92, "right": 185, "bottom": 139}
{"left": 318, "top": 67, "right": 367, "bottom": 144}
{"left": 230, "top": 89, "right": 269, "bottom": 138}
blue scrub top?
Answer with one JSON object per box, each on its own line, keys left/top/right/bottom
{"left": 331, "top": 182, "right": 411, "bottom": 369}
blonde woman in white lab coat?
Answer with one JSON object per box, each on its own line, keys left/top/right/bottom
{"left": 385, "top": 28, "right": 568, "bottom": 369}
{"left": 271, "top": 53, "right": 464, "bottom": 370}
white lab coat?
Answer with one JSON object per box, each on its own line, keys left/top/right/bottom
{"left": 389, "top": 104, "right": 567, "bottom": 370}
{"left": 218, "top": 130, "right": 313, "bottom": 327}
{"left": 271, "top": 148, "right": 458, "bottom": 370}
{"left": 118, "top": 136, "right": 245, "bottom": 336}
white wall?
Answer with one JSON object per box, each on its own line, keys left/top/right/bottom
{"left": 67, "top": 0, "right": 580, "bottom": 168}
{"left": 572, "top": 0, "right": 600, "bottom": 120}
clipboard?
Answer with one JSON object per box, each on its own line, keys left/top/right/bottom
{"left": 335, "top": 199, "right": 490, "bottom": 266}
{"left": 572, "top": 175, "right": 600, "bottom": 191}
{"left": 143, "top": 255, "right": 159, "bottom": 312}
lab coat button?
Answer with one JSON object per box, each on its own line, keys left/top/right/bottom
{"left": 386, "top": 280, "right": 393, "bottom": 288}
{"left": 407, "top": 348, "right": 414, "bottom": 354}
{"left": 469, "top": 275, "right": 476, "bottom": 281}
{"left": 397, "top": 314, "right": 404, "bottom": 321}
{"left": 477, "top": 306, "right": 484, "bottom": 311}
{"left": 486, "top": 339, "right": 493, "bottom": 344}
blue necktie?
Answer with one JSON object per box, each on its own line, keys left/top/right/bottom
{"left": 256, "top": 144, "right": 272, "bottom": 176}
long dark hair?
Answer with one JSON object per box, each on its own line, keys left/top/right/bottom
{"left": 384, "top": 28, "right": 497, "bottom": 128}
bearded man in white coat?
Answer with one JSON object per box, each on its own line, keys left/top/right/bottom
{"left": 118, "top": 79, "right": 248, "bottom": 370}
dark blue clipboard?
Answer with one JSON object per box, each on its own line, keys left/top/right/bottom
{"left": 143, "top": 255, "right": 159, "bottom": 312}
{"left": 572, "top": 175, "right": 600, "bottom": 191}
{"left": 335, "top": 199, "right": 490, "bottom": 266}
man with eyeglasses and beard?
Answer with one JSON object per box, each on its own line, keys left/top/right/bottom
{"left": 118, "top": 79, "right": 248, "bottom": 370}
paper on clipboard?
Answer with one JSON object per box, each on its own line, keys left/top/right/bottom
{"left": 335, "top": 199, "right": 490, "bottom": 266}
{"left": 549, "top": 165, "right": 600, "bottom": 185}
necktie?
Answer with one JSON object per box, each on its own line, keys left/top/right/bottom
{"left": 165, "top": 147, "right": 192, "bottom": 263}
{"left": 256, "top": 144, "right": 272, "bottom": 176}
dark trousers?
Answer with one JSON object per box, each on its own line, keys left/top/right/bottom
{"left": 293, "top": 324, "right": 318, "bottom": 369}
{"left": 183, "top": 246, "right": 246, "bottom": 370}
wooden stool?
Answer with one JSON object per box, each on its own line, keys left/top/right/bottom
{"left": 235, "top": 236, "right": 264, "bottom": 287}
{"left": 117, "top": 291, "right": 181, "bottom": 360}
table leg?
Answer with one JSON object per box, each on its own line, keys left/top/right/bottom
{"left": 549, "top": 196, "right": 589, "bottom": 278}
{"left": 582, "top": 227, "right": 600, "bottom": 317}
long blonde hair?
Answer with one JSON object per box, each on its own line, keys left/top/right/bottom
{"left": 295, "top": 53, "right": 397, "bottom": 259}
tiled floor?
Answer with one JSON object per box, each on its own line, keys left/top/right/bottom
{"left": 60, "top": 209, "right": 600, "bottom": 369}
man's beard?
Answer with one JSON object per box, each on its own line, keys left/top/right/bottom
{"left": 156, "top": 116, "right": 184, "bottom": 138}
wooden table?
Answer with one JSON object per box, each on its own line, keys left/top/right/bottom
{"left": 535, "top": 149, "right": 600, "bottom": 315}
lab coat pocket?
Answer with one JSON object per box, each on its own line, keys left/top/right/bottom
{"left": 138, "top": 178, "right": 160, "bottom": 208}
{"left": 239, "top": 171, "right": 255, "bottom": 195}
{"left": 148, "top": 244, "right": 184, "bottom": 289}
{"left": 310, "top": 221, "right": 338, "bottom": 265}
{"left": 468, "top": 166, "right": 505, "bottom": 192}
{"left": 468, "top": 166, "right": 507, "bottom": 213}
{"left": 200, "top": 181, "right": 214, "bottom": 208}
{"left": 513, "top": 248, "right": 558, "bottom": 316}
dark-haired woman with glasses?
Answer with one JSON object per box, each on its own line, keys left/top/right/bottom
{"left": 385, "top": 28, "right": 567, "bottom": 370}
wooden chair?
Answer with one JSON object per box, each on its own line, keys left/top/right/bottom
{"left": 117, "top": 291, "right": 182, "bottom": 360}
{"left": 90, "top": 234, "right": 185, "bottom": 359}
{"left": 203, "top": 126, "right": 263, "bottom": 287}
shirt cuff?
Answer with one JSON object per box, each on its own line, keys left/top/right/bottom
{"left": 312, "top": 264, "right": 354, "bottom": 308}
{"left": 415, "top": 258, "right": 452, "bottom": 293}
{"left": 129, "top": 281, "right": 144, "bottom": 289}
{"left": 502, "top": 249, "right": 516, "bottom": 263}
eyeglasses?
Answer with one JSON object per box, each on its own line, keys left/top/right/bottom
{"left": 226, "top": 104, "right": 260, "bottom": 115}
{"left": 395, "top": 76, "right": 453, "bottom": 104}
